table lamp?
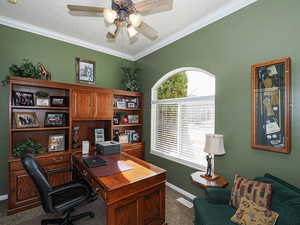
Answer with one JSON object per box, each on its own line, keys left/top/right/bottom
{"left": 201, "top": 134, "right": 226, "bottom": 181}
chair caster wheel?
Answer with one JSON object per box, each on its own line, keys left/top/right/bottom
{"left": 89, "top": 212, "right": 95, "bottom": 218}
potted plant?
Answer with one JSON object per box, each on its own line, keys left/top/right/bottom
{"left": 2, "top": 59, "right": 51, "bottom": 86}
{"left": 13, "top": 138, "right": 45, "bottom": 157}
{"left": 121, "top": 67, "right": 141, "bottom": 92}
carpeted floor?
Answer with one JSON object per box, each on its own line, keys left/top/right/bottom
{"left": 0, "top": 187, "right": 194, "bottom": 225}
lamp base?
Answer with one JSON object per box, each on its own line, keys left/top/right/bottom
{"left": 201, "top": 174, "right": 220, "bottom": 181}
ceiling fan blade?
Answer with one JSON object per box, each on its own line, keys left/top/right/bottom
{"left": 134, "top": 0, "right": 173, "bottom": 15}
{"left": 67, "top": 5, "right": 104, "bottom": 13}
{"left": 136, "top": 22, "right": 159, "bottom": 40}
{"left": 69, "top": 11, "right": 103, "bottom": 17}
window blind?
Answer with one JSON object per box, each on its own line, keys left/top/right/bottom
{"left": 151, "top": 96, "right": 215, "bottom": 170}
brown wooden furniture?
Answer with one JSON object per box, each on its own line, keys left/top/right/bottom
{"left": 191, "top": 171, "right": 228, "bottom": 188}
{"left": 251, "top": 57, "right": 291, "bottom": 154}
{"left": 7, "top": 77, "right": 144, "bottom": 215}
{"left": 72, "top": 152, "right": 166, "bottom": 225}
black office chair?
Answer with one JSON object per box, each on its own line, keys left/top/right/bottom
{"left": 21, "top": 153, "right": 95, "bottom": 225}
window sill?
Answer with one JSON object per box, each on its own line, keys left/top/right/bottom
{"left": 150, "top": 150, "right": 206, "bottom": 172}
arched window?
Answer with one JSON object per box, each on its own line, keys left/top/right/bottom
{"left": 151, "top": 67, "right": 215, "bottom": 170}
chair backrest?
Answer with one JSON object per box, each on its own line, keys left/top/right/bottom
{"left": 21, "top": 153, "right": 54, "bottom": 213}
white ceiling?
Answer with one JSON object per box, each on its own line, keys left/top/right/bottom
{"left": 0, "top": 0, "right": 256, "bottom": 61}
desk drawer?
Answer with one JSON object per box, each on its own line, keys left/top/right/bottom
{"left": 73, "top": 159, "right": 105, "bottom": 199}
{"left": 10, "top": 154, "right": 70, "bottom": 171}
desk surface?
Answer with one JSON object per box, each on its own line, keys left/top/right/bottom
{"left": 72, "top": 152, "right": 167, "bottom": 225}
{"left": 73, "top": 152, "right": 166, "bottom": 191}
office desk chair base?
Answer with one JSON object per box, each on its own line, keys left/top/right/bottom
{"left": 41, "top": 209, "right": 95, "bottom": 225}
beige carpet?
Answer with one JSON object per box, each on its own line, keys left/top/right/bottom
{"left": 0, "top": 187, "right": 194, "bottom": 225}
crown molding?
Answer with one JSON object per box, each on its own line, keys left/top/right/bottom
{"left": 0, "top": 16, "right": 135, "bottom": 61}
{"left": 132, "top": 0, "right": 258, "bottom": 61}
{"left": 0, "top": 0, "right": 257, "bottom": 62}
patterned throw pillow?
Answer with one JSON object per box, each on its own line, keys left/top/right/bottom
{"left": 231, "top": 197, "right": 278, "bottom": 225}
{"left": 230, "top": 174, "right": 272, "bottom": 208}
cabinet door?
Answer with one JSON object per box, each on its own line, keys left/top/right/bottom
{"left": 93, "top": 90, "right": 113, "bottom": 120}
{"left": 8, "top": 163, "right": 72, "bottom": 212}
{"left": 72, "top": 89, "right": 94, "bottom": 120}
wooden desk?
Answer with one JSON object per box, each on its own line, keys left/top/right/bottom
{"left": 72, "top": 152, "right": 166, "bottom": 225}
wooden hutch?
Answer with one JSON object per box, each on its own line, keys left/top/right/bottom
{"left": 7, "top": 77, "right": 144, "bottom": 215}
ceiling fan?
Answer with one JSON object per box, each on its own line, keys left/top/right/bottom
{"left": 67, "top": 0, "right": 173, "bottom": 41}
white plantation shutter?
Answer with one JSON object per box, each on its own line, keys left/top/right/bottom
{"left": 151, "top": 96, "right": 215, "bottom": 170}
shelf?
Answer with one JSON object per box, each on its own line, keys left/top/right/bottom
{"left": 11, "top": 106, "right": 69, "bottom": 110}
{"left": 113, "top": 108, "right": 142, "bottom": 111}
{"left": 12, "top": 127, "right": 70, "bottom": 132}
{"left": 113, "top": 124, "right": 143, "bottom": 128}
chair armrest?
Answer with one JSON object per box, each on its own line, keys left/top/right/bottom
{"left": 205, "top": 187, "right": 231, "bottom": 204}
{"left": 49, "top": 182, "right": 89, "bottom": 196}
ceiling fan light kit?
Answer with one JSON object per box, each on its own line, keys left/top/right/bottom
{"left": 127, "top": 25, "right": 138, "bottom": 38}
{"left": 103, "top": 8, "right": 118, "bottom": 24}
{"left": 67, "top": 0, "right": 173, "bottom": 41}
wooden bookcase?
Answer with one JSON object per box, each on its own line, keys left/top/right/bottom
{"left": 7, "top": 77, "right": 144, "bottom": 215}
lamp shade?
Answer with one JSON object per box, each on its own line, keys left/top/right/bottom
{"left": 203, "top": 134, "right": 226, "bottom": 155}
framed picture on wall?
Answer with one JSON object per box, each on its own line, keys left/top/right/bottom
{"left": 75, "top": 57, "right": 96, "bottom": 84}
{"left": 251, "top": 57, "right": 291, "bottom": 154}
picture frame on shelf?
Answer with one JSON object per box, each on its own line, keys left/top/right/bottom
{"left": 251, "top": 57, "right": 291, "bottom": 154}
{"left": 48, "top": 134, "right": 65, "bottom": 152}
{"left": 36, "top": 97, "right": 50, "bottom": 106}
{"left": 75, "top": 57, "right": 96, "bottom": 84}
{"left": 128, "top": 115, "right": 139, "bottom": 124}
{"left": 14, "top": 112, "right": 39, "bottom": 128}
{"left": 50, "top": 96, "right": 68, "bottom": 107}
{"left": 35, "top": 91, "right": 50, "bottom": 107}
{"left": 119, "top": 134, "right": 129, "bottom": 144}
{"left": 113, "top": 117, "right": 120, "bottom": 125}
{"left": 13, "top": 91, "right": 34, "bottom": 106}
{"left": 126, "top": 102, "right": 136, "bottom": 108}
{"left": 95, "top": 128, "right": 105, "bottom": 145}
{"left": 44, "top": 112, "right": 67, "bottom": 127}
{"left": 116, "top": 101, "right": 126, "bottom": 109}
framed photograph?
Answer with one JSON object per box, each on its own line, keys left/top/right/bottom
{"left": 119, "top": 134, "right": 129, "bottom": 144}
{"left": 13, "top": 91, "right": 34, "bottom": 106}
{"left": 95, "top": 128, "right": 105, "bottom": 144}
{"left": 44, "top": 112, "right": 67, "bottom": 127}
{"left": 113, "top": 117, "right": 120, "bottom": 125}
{"left": 48, "top": 134, "right": 65, "bottom": 152}
{"left": 36, "top": 97, "right": 50, "bottom": 106}
{"left": 128, "top": 115, "right": 139, "bottom": 124}
{"left": 75, "top": 57, "right": 96, "bottom": 84}
{"left": 116, "top": 101, "right": 126, "bottom": 109}
{"left": 126, "top": 102, "right": 136, "bottom": 108}
{"left": 14, "top": 112, "right": 39, "bottom": 128}
{"left": 50, "top": 96, "right": 67, "bottom": 107}
{"left": 251, "top": 57, "right": 291, "bottom": 154}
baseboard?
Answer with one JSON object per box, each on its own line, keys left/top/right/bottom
{"left": 166, "top": 182, "right": 196, "bottom": 200}
{"left": 0, "top": 194, "right": 8, "bottom": 201}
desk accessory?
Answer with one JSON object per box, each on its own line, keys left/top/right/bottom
{"left": 96, "top": 141, "right": 120, "bottom": 155}
{"left": 201, "top": 134, "right": 226, "bottom": 181}
{"left": 82, "top": 141, "right": 90, "bottom": 155}
{"left": 83, "top": 156, "right": 107, "bottom": 168}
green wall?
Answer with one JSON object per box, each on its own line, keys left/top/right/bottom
{"left": 137, "top": 0, "right": 300, "bottom": 196}
{"left": 0, "top": 25, "right": 133, "bottom": 195}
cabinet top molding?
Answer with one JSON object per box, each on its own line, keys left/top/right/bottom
{"left": 9, "top": 77, "right": 143, "bottom": 96}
